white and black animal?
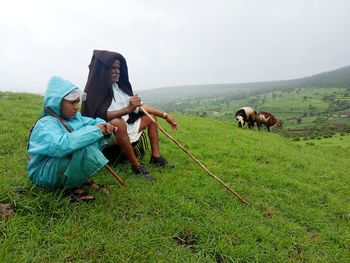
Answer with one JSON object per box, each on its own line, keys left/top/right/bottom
{"left": 235, "top": 107, "right": 257, "bottom": 129}
{"left": 256, "top": 112, "right": 282, "bottom": 131}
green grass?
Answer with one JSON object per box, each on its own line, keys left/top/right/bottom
{"left": 1, "top": 92, "right": 350, "bottom": 262}
{"left": 155, "top": 86, "right": 350, "bottom": 139}
{"left": 296, "top": 133, "right": 350, "bottom": 148}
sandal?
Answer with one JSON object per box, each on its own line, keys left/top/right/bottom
{"left": 68, "top": 188, "right": 95, "bottom": 202}
{"left": 84, "top": 179, "right": 110, "bottom": 195}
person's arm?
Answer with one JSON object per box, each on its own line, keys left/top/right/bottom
{"left": 106, "top": 95, "right": 141, "bottom": 121}
{"left": 28, "top": 117, "right": 105, "bottom": 158}
{"left": 80, "top": 113, "right": 106, "bottom": 126}
{"left": 140, "top": 103, "right": 178, "bottom": 131}
{"left": 107, "top": 108, "right": 132, "bottom": 121}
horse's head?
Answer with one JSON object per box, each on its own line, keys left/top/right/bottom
{"left": 275, "top": 120, "right": 282, "bottom": 128}
{"left": 236, "top": 115, "right": 244, "bottom": 128}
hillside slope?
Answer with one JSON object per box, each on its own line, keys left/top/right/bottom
{"left": 139, "top": 65, "right": 350, "bottom": 104}
{"left": 0, "top": 92, "right": 349, "bottom": 262}
{"left": 138, "top": 66, "right": 350, "bottom": 139}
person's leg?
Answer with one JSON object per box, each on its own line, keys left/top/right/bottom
{"left": 138, "top": 115, "right": 170, "bottom": 167}
{"left": 109, "top": 118, "right": 154, "bottom": 180}
{"left": 30, "top": 157, "right": 70, "bottom": 188}
{"left": 64, "top": 142, "right": 108, "bottom": 188}
{"left": 109, "top": 118, "right": 140, "bottom": 166}
{"left": 29, "top": 146, "right": 105, "bottom": 201}
{"left": 139, "top": 114, "right": 160, "bottom": 157}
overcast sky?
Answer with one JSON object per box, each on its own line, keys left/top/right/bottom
{"left": 1, "top": 0, "right": 349, "bottom": 94}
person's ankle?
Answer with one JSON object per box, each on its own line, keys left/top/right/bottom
{"left": 131, "top": 161, "right": 140, "bottom": 167}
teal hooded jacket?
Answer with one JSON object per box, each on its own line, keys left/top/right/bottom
{"left": 28, "top": 76, "right": 109, "bottom": 188}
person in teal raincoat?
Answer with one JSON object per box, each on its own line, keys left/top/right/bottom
{"left": 28, "top": 76, "right": 117, "bottom": 201}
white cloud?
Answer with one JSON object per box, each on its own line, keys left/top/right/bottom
{"left": 1, "top": 0, "right": 350, "bottom": 94}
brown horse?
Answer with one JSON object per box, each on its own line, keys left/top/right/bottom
{"left": 256, "top": 112, "right": 282, "bottom": 131}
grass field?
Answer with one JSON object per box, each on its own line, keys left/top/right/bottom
{"left": 295, "top": 133, "right": 350, "bottom": 148}
{"left": 155, "top": 86, "right": 350, "bottom": 139}
{"left": 0, "top": 92, "right": 349, "bottom": 262}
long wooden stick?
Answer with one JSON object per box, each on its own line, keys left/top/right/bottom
{"left": 140, "top": 106, "right": 250, "bottom": 206}
{"left": 45, "top": 106, "right": 125, "bottom": 186}
{"left": 104, "top": 164, "right": 125, "bottom": 185}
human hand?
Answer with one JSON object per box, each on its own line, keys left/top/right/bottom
{"left": 97, "top": 123, "right": 117, "bottom": 136}
{"left": 96, "top": 123, "right": 107, "bottom": 135}
{"left": 165, "top": 114, "right": 178, "bottom": 131}
{"left": 128, "top": 94, "right": 141, "bottom": 112}
{"left": 107, "top": 122, "right": 118, "bottom": 135}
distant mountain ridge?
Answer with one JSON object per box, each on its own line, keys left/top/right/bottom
{"left": 139, "top": 65, "right": 350, "bottom": 104}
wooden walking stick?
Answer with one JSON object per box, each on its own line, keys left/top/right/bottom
{"left": 140, "top": 106, "right": 250, "bottom": 206}
{"left": 104, "top": 164, "right": 125, "bottom": 185}
{"left": 45, "top": 106, "right": 125, "bottom": 186}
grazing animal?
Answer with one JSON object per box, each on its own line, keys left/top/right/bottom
{"left": 235, "top": 107, "right": 257, "bottom": 129}
{"left": 256, "top": 112, "right": 282, "bottom": 131}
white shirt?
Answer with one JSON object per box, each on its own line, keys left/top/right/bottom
{"left": 108, "top": 83, "right": 142, "bottom": 143}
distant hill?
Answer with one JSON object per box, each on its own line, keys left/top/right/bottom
{"left": 138, "top": 65, "right": 350, "bottom": 105}
{"left": 138, "top": 65, "right": 350, "bottom": 139}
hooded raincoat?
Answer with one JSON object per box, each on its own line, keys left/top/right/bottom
{"left": 28, "top": 76, "right": 109, "bottom": 189}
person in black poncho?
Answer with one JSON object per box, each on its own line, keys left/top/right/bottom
{"left": 82, "top": 50, "right": 177, "bottom": 180}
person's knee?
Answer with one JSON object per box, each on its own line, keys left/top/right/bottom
{"left": 146, "top": 114, "right": 156, "bottom": 126}
{"left": 109, "top": 118, "right": 131, "bottom": 144}
{"left": 149, "top": 115, "right": 158, "bottom": 127}
{"left": 109, "top": 118, "right": 124, "bottom": 126}
{"left": 151, "top": 114, "right": 157, "bottom": 121}
{"left": 109, "top": 118, "right": 127, "bottom": 133}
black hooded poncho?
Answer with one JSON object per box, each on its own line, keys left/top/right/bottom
{"left": 81, "top": 50, "right": 134, "bottom": 120}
